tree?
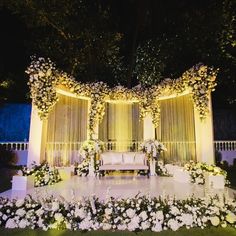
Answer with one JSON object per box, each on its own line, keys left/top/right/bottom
{"left": 2, "top": 0, "right": 127, "bottom": 86}
{"left": 134, "top": 39, "right": 166, "bottom": 87}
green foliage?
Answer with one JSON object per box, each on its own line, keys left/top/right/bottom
{"left": 219, "top": 0, "right": 236, "bottom": 62}
{"left": 3, "top": 0, "right": 126, "bottom": 85}
{"left": 0, "top": 146, "right": 17, "bottom": 168}
{"left": 134, "top": 39, "right": 165, "bottom": 87}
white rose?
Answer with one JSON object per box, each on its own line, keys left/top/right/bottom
{"left": 210, "top": 216, "right": 220, "bottom": 226}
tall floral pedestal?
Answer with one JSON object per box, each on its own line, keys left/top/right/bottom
{"left": 149, "top": 160, "right": 157, "bottom": 176}
{"left": 12, "top": 175, "right": 34, "bottom": 190}
{"left": 88, "top": 155, "right": 96, "bottom": 177}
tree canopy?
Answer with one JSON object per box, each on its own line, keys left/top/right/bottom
{"left": 0, "top": 0, "right": 235, "bottom": 107}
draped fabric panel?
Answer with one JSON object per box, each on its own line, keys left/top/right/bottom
{"left": 156, "top": 95, "right": 196, "bottom": 164}
{"left": 99, "top": 102, "right": 143, "bottom": 151}
{"left": 43, "top": 94, "right": 88, "bottom": 166}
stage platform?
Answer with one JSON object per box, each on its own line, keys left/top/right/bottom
{"left": 1, "top": 175, "right": 235, "bottom": 201}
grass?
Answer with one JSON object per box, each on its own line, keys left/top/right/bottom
{"left": 0, "top": 227, "right": 235, "bottom": 236}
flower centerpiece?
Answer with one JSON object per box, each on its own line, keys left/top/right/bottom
{"left": 140, "top": 139, "right": 167, "bottom": 176}
{"left": 78, "top": 139, "right": 104, "bottom": 177}
{"left": 140, "top": 139, "right": 167, "bottom": 160}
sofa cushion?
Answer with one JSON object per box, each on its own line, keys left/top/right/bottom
{"left": 101, "top": 154, "right": 112, "bottom": 165}
{"left": 123, "top": 152, "right": 135, "bottom": 164}
{"left": 134, "top": 153, "right": 146, "bottom": 164}
{"left": 111, "top": 153, "right": 123, "bottom": 165}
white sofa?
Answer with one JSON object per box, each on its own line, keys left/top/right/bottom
{"left": 99, "top": 152, "right": 149, "bottom": 172}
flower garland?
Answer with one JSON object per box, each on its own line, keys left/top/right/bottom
{"left": 26, "top": 57, "right": 218, "bottom": 135}
{"left": 182, "top": 63, "right": 217, "bottom": 119}
{"left": 21, "top": 162, "right": 62, "bottom": 187}
{"left": 184, "top": 161, "right": 229, "bottom": 185}
{"left": 140, "top": 139, "right": 167, "bottom": 160}
{"left": 26, "top": 57, "right": 59, "bottom": 119}
{"left": 1, "top": 194, "right": 236, "bottom": 231}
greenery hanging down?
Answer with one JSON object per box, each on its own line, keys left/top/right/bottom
{"left": 26, "top": 57, "right": 217, "bottom": 136}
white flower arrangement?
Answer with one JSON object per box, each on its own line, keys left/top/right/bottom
{"left": 140, "top": 139, "right": 167, "bottom": 160}
{"left": 0, "top": 194, "right": 236, "bottom": 232}
{"left": 79, "top": 139, "right": 104, "bottom": 157}
{"left": 76, "top": 139, "right": 104, "bottom": 176}
{"left": 21, "top": 162, "right": 62, "bottom": 187}
{"left": 26, "top": 57, "right": 218, "bottom": 135}
{"left": 156, "top": 161, "right": 171, "bottom": 176}
{"left": 184, "top": 161, "right": 229, "bottom": 185}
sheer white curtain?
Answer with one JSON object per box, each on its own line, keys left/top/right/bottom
{"left": 43, "top": 94, "right": 88, "bottom": 166}
{"left": 99, "top": 102, "right": 143, "bottom": 151}
{"left": 156, "top": 95, "right": 196, "bottom": 164}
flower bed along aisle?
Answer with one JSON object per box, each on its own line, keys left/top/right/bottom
{"left": 1, "top": 195, "right": 236, "bottom": 232}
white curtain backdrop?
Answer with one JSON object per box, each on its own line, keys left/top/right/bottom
{"left": 99, "top": 102, "right": 143, "bottom": 151}
{"left": 156, "top": 94, "right": 196, "bottom": 164}
{"left": 43, "top": 94, "right": 88, "bottom": 166}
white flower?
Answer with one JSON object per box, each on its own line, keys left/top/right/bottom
{"left": 179, "top": 213, "right": 193, "bottom": 226}
{"left": 117, "top": 224, "right": 127, "bottom": 230}
{"left": 15, "top": 199, "right": 24, "bottom": 208}
{"left": 226, "top": 212, "right": 236, "bottom": 224}
{"left": 152, "top": 220, "right": 163, "bottom": 232}
{"left": 168, "top": 219, "right": 180, "bottom": 231}
{"left": 75, "top": 207, "right": 87, "bottom": 219}
{"left": 102, "top": 223, "right": 112, "bottom": 230}
{"left": 154, "top": 211, "right": 164, "bottom": 221}
{"left": 51, "top": 202, "right": 59, "bottom": 211}
{"left": 139, "top": 211, "right": 148, "bottom": 221}
{"left": 16, "top": 208, "right": 26, "bottom": 217}
{"left": 170, "top": 206, "right": 180, "bottom": 216}
{"left": 210, "top": 216, "right": 220, "bottom": 226}
{"left": 141, "top": 221, "right": 150, "bottom": 230}
{"left": 79, "top": 217, "right": 93, "bottom": 230}
{"left": 126, "top": 208, "right": 136, "bottom": 218}
{"left": 2, "top": 214, "right": 7, "bottom": 221}
{"left": 18, "top": 219, "right": 28, "bottom": 228}
{"left": 105, "top": 208, "right": 112, "bottom": 216}
{"left": 54, "top": 213, "right": 64, "bottom": 223}
{"left": 5, "top": 218, "right": 17, "bottom": 229}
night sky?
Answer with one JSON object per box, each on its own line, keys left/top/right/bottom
{"left": 0, "top": 1, "right": 235, "bottom": 108}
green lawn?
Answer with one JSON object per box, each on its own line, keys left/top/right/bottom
{"left": 0, "top": 227, "right": 235, "bottom": 236}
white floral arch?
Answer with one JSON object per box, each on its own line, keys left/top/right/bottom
{"left": 26, "top": 57, "right": 217, "bottom": 166}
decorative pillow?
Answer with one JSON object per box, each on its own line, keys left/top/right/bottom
{"left": 101, "top": 154, "right": 112, "bottom": 165}
{"left": 123, "top": 152, "right": 135, "bottom": 164}
{"left": 112, "top": 153, "right": 123, "bottom": 165}
{"left": 134, "top": 153, "right": 145, "bottom": 164}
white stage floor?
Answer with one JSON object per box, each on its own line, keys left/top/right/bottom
{"left": 1, "top": 176, "right": 235, "bottom": 201}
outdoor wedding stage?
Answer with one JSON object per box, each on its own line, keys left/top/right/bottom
{"left": 2, "top": 58, "right": 236, "bottom": 233}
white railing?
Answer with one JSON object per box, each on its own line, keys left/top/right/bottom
{"left": 0, "top": 141, "right": 28, "bottom": 151}
{"left": 214, "top": 141, "right": 236, "bottom": 151}
{"left": 1, "top": 140, "right": 236, "bottom": 152}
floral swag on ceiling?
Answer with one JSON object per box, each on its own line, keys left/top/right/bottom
{"left": 26, "top": 56, "right": 218, "bottom": 137}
